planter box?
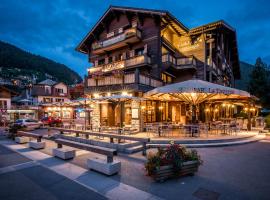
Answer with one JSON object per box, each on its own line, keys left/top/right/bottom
{"left": 154, "top": 160, "right": 199, "bottom": 182}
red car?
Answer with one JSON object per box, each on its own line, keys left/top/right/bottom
{"left": 41, "top": 117, "right": 62, "bottom": 126}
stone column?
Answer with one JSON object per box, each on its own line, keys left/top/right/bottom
{"left": 91, "top": 103, "right": 100, "bottom": 129}
{"left": 131, "top": 100, "right": 141, "bottom": 131}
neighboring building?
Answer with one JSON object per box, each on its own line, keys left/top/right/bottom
{"left": 76, "top": 6, "right": 240, "bottom": 128}
{"left": 69, "top": 83, "right": 85, "bottom": 100}
{"left": 31, "top": 79, "right": 70, "bottom": 104}
{"left": 0, "top": 86, "right": 18, "bottom": 122}
{"left": 0, "top": 86, "right": 14, "bottom": 110}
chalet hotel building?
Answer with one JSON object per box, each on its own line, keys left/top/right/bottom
{"left": 76, "top": 6, "right": 240, "bottom": 129}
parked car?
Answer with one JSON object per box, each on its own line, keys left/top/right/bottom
{"left": 41, "top": 117, "right": 62, "bottom": 126}
{"left": 13, "top": 119, "right": 42, "bottom": 130}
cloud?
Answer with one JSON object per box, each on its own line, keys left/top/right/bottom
{"left": 0, "top": 0, "right": 269, "bottom": 77}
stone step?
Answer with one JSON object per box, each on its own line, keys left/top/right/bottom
{"left": 125, "top": 145, "right": 143, "bottom": 154}
{"left": 149, "top": 134, "right": 257, "bottom": 145}
{"left": 147, "top": 135, "right": 265, "bottom": 149}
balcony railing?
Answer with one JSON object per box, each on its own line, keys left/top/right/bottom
{"left": 91, "top": 28, "right": 142, "bottom": 53}
{"left": 162, "top": 54, "right": 197, "bottom": 70}
{"left": 88, "top": 55, "right": 151, "bottom": 75}
{"left": 87, "top": 72, "right": 163, "bottom": 88}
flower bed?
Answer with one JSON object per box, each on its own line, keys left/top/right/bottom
{"left": 145, "top": 143, "right": 202, "bottom": 182}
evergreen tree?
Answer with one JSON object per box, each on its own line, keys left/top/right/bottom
{"left": 248, "top": 57, "right": 270, "bottom": 108}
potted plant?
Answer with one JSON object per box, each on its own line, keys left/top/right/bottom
{"left": 145, "top": 142, "right": 202, "bottom": 182}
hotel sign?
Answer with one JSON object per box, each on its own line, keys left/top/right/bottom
{"left": 178, "top": 87, "right": 234, "bottom": 95}
{"left": 103, "top": 61, "right": 124, "bottom": 72}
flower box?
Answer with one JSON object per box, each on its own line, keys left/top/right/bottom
{"left": 154, "top": 160, "right": 199, "bottom": 182}
{"left": 145, "top": 143, "right": 202, "bottom": 182}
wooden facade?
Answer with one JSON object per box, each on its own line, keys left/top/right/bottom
{"left": 77, "top": 6, "right": 240, "bottom": 96}
{"left": 75, "top": 6, "right": 240, "bottom": 127}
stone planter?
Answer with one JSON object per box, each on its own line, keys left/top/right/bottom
{"left": 153, "top": 160, "right": 199, "bottom": 182}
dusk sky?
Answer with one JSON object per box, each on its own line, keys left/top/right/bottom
{"left": 0, "top": 0, "right": 269, "bottom": 77}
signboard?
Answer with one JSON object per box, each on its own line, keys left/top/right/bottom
{"left": 132, "top": 108, "right": 139, "bottom": 119}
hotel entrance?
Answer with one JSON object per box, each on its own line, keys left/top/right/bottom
{"left": 100, "top": 101, "right": 132, "bottom": 127}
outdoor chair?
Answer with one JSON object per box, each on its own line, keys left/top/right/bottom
{"left": 228, "top": 122, "right": 241, "bottom": 135}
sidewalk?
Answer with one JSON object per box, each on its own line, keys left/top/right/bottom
{"left": 0, "top": 143, "right": 107, "bottom": 200}
{"left": 0, "top": 139, "right": 163, "bottom": 200}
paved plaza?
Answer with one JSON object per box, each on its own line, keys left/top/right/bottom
{"left": 0, "top": 129, "right": 270, "bottom": 200}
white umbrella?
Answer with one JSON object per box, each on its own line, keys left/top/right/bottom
{"left": 93, "top": 95, "right": 145, "bottom": 102}
{"left": 144, "top": 79, "right": 250, "bottom": 105}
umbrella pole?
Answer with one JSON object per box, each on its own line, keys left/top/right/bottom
{"left": 192, "top": 105, "right": 196, "bottom": 123}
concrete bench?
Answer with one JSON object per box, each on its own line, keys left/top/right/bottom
{"left": 17, "top": 131, "right": 45, "bottom": 149}
{"left": 52, "top": 127, "right": 150, "bottom": 155}
{"left": 54, "top": 138, "right": 120, "bottom": 175}
{"left": 15, "top": 136, "right": 30, "bottom": 144}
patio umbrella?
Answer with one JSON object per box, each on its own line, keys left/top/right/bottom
{"left": 144, "top": 79, "right": 251, "bottom": 123}
{"left": 144, "top": 79, "right": 250, "bottom": 104}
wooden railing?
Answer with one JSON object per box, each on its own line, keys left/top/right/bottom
{"left": 92, "top": 27, "right": 141, "bottom": 50}
{"left": 162, "top": 54, "right": 197, "bottom": 69}
{"left": 88, "top": 55, "right": 150, "bottom": 75}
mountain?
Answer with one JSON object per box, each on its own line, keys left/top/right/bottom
{"left": 235, "top": 61, "right": 254, "bottom": 91}
{"left": 0, "top": 41, "right": 82, "bottom": 85}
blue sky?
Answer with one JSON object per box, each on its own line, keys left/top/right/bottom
{"left": 0, "top": 0, "right": 269, "bottom": 77}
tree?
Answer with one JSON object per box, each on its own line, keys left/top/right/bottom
{"left": 248, "top": 57, "right": 270, "bottom": 108}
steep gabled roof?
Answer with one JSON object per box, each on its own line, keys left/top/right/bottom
{"left": 76, "top": 5, "right": 189, "bottom": 54}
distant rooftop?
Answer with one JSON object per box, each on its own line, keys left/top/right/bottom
{"left": 38, "top": 79, "right": 57, "bottom": 86}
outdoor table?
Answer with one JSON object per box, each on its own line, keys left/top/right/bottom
{"left": 220, "top": 124, "right": 230, "bottom": 135}
{"left": 184, "top": 124, "right": 200, "bottom": 137}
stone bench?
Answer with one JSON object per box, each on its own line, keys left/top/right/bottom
{"left": 17, "top": 131, "right": 45, "bottom": 149}
{"left": 52, "top": 148, "right": 75, "bottom": 160}
{"left": 15, "top": 136, "right": 30, "bottom": 144}
{"left": 54, "top": 138, "right": 120, "bottom": 175}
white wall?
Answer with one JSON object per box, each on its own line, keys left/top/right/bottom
{"left": 0, "top": 98, "right": 11, "bottom": 109}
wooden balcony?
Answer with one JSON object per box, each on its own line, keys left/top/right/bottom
{"left": 162, "top": 54, "right": 197, "bottom": 70}
{"left": 88, "top": 55, "right": 151, "bottom": 75}
{"left": 91, "top": 28, "right": 142, "bottom": 54}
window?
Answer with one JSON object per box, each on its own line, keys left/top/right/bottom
{"left": 115, "top": 54, "right": 123, "bottom": 61}
{"left": 135, "top": 48, "right": 144, "bottom": 56}
{"left": 108, "top": 57, "right": 113, "bottom": 63}
{"left": 98, "top": 59, "right": 105, "bottom": 65}
{"left": 56, "top": 88, "right": 64, "bottom": 93}
{"left": 0, "top": 100, "right": 7, "bottom": 109}
{"left": 43, "top": 98, "right": 52, "bottom": 103}
{"left": 162, "top": 73, "right": 172, "bottom": 84}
